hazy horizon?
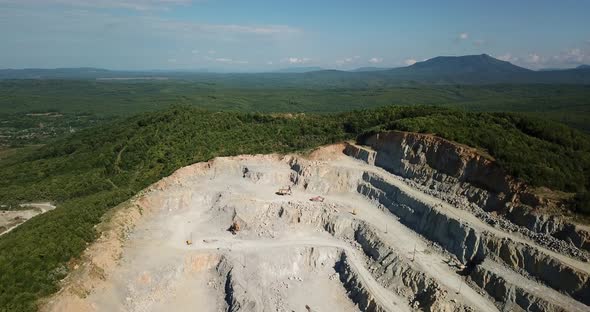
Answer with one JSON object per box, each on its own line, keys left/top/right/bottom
{"left": 2, "top": 53, "right": 588, "bottom": 74}
{"left": 1, "top": 0, "right": 589, "bottom": 71}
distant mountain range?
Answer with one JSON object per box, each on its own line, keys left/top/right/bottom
{"left": 349, "top": 67, "right": 391, "bottom": 72}
{"left": 2, "top": 54, "right": 590, "bottom": 86}
{"left": 405, "top": 54, "right": 531, "bottom": 74}
{"left": 274, "top": 67, "right": 324, "bottom": 73}
{"left": 0, "top": 67, "right": 148, "bottom": 80}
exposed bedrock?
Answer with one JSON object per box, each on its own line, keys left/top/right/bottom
{"left": 352, "top": 225, "right": 474, "bottom": 312}
{"left": 345, "top": 131, "right": 590, "bottom": 254}
{"left": 357, "top": 173, "right": 482, "bottom": 263}
{"left": 335, "top": 253, "right": 388, "bottom": 312}
{"left": 354, "top": 131, "right": 514, "bottom": 210}
{"left": 330, "top": 211, "right": 582, "bottom": 312}
{"left": 288, "top": 158, "right": 590, "bottom": 309}
{"left": 356, "top": 171, "right": 590, "bottom": 305}
{"left": 469, "top": 261, "right": 587, "bottom": 312}
{"left": 217, "top": 259, "right": 258, "bottom": 312}
{"left": 489, "top": 238, "right": 590, "bottom": 301}
{"left": 227, "top": 194, "right": 483, "bottom": 311}
{"left": 217, "top": 246, "right": 350, "bottom": 312}
{"left": 289, "top": 156, "right": 590, "bottom": 303}
{"left": 265, "top": 152, "right": 590, "bottom": 309}
{"left": 554, "top": 225, "right": 590, "bottom": 252}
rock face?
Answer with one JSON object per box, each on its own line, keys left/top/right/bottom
{"left": 356, "top": 170, "right": 590, "bottom": 305}
{"left": 351, "top": 225, "right": 470, "bottom": 312}
{"left": 346, "top": 131, "right": 590, "bottom": 252}
{"left": 354, "top": 131, "right": 518, "bottom": 210}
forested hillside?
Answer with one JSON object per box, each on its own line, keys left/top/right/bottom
{"left": 1, "top": 105, "right": 589, "bottom": 311}
{"left": 2, "top": 81, "right": 590, "bottom": 148}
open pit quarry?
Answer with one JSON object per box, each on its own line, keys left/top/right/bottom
{"left": 42, "top": 132, "right": 590, "bottom": 312}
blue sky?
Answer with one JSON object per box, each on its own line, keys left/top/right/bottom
{"left": 1, "top": 0, "right": 589, "bottom": 71}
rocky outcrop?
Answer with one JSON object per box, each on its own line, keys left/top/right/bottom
{"left": 350, "top": 131, "right": 518, "bottom": 210}
{"left": 345, "top": 131, "right": 590, "bottom": 253}
{"left": 470, "top": 265, "right": 564, "bottom": 312}
{"left": 554, "top": 225, "right": 590, "bottom": 251}
{"left": 489, "top": 237, "right": 590, "bottom": 303}
{"left": 356, "top": 170, "right": 590, "bottom": 305}
{"left": 352, "top": 225, "right": 473, "bottom": 312}
{"left": 335, "top": 253, "right": 388, "bottom": 312}
{"left": 358, "top": 172, "right": 483, "bottom": 263}
{"left": 215, "top": 255, "right": 262, "bottom": 312}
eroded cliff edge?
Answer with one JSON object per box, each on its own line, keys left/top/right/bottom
{"left": 345, "top": 130, "right": 590, "bottom": 254}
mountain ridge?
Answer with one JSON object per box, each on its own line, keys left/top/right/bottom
{"left": 2, "top": 54, "right": 590, "bottom": 85}
{"left": 402, "top": 54, "right": 532, "bottom": 73}
{"left": 274, "top": 66, "right": 324, "bottom": 73}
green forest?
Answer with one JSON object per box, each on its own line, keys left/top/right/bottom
{"left": 1, "top": 104, "right": 589, "bottom": 311}
{"left": 1, "top": 81, "right": 590, "bottom": 148}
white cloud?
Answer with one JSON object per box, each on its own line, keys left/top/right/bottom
{"left": 459, "top": 32, "right": 469, "bottom": 40}
{"left": 212, "top": 57, "right": 248, "bottom": 64}
{"left": 0, "top": 5, "right": 305, "bottom": 69}
{"left": 285, "top": 57, "right": 311, "bottom": 64}
{"left": 199, "top": 24, "right": 299, "bottom": 35}
{"left": 335, "top": 55, "right": 360, "bottom": 66}
{"left": 404, "top": 58, "right": 417, "bottom": 66}
{"left": 495, "top": 49, "right": 589, "bottom": 69}
{"left": 0, "top": 6, "right": 301, "bottom": 38}
{"left": 497, "top": 53, "right": 519, "bottom": 63}
{"left": 552, "top": 48, "right": 588, "bottom": 64}
{"left": 167, "top": 58, "right": 177, "bottom": 63}
{"left": 526, "top": 53, "right": 542, "bottom": 64}
{"left": 368, "top": 57, "right": 383, "bottom": 64}
{"left": 0, "top": 0, "right": 194, "bottom": 11}
{"left": 152, "top": 20, "right": 301, "bottom": 38}
{"left": 490, "top": 47, "right": 590, "bottom": 69}
{"left": 266, "top": 61, "right": 274, "bottom": 65}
